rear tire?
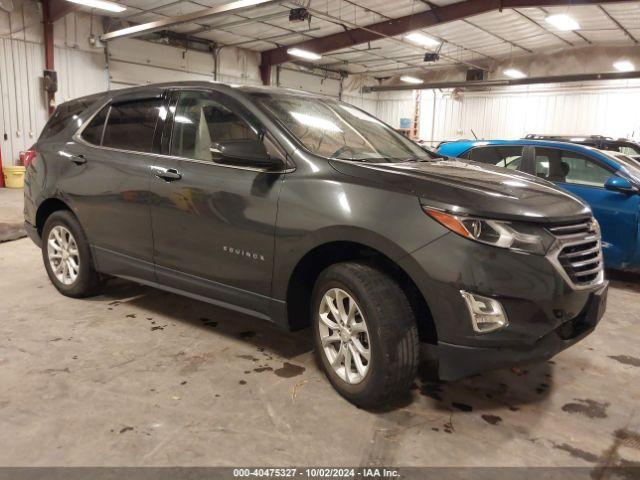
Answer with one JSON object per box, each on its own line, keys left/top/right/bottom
{"left": 312, "top": 262, "right": 419, "bottom": 408}
{"left": 42, "top": 210, "right": 101, "bottom": 298}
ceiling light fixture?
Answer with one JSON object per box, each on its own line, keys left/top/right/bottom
{"left": 65, "top": 0, "right": 126, "bottom": 12}
{"left": 545, "top": 14, "right": 580, "bottom": 31}
{"left": 405, "top": 32, "right": 440, "bottom": 48}
{"left": 400, "top": 75, "right": 424, "bottom": 84}
{"left": 614, "top": 60, "right": 635, "bottom": 72}
{"left": 287, "top": 48, "right": 322, "bottom": 61}
{"left": 504, "top": 68, "right": 526, "bottom": 79}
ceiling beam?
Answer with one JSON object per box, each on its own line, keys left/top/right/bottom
{"left": 46, "top": 0, "right": 79, "bottom": 22}
{"left": 363, "top": 70, "right": 640, "bottom": 92}
{"left": 100, "top": 0, "right": 276, "bottom": 42}
{"left": 261, "top": 0, "right": 635, "bottom": 68}
{"left": 283, "top": 3, "right": 489, "bottom": 71}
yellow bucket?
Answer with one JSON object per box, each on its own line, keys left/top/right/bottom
{"left": 3, "top": 165, "right": 26, "bottom": 189}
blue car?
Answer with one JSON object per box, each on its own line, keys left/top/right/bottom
{"left": 437, "top": 139, "right": 640, "bottom": 271}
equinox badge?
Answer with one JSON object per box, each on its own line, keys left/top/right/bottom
{"left": 223, "top": 245, "right": 265, "bottom": 262}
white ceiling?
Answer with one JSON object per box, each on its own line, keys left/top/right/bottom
{"left": 101, "top": 0, "right": 640, "bottom": 74}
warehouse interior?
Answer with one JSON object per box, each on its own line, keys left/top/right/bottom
{"left": 1, "top": 0, "right": 640, "bottom": 474}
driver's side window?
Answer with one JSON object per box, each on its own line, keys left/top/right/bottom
{"left": 170, "top": 91, "right": 259, "bottom": 162}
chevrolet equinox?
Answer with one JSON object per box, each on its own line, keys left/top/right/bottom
{"left": 24, "top": 82, "right": 608, "bottom": 407}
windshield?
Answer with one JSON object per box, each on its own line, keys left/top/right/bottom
{"left": 251, "top": 93, "right": 431, "bottom": 163}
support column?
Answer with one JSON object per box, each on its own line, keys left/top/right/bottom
{"left": 42, "top": 0, "right": 55, "bottom": 115}
{"left": 259, "top": 54, "right": 271, "bottom": 86}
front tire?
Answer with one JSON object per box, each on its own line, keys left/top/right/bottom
{"left": 312, "top": 262, "right": 419, "bottom": 408}
{"left": 42, "top": 210, "right": 101, "bottom": 298}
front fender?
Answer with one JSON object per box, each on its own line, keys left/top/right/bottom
{"left": 271, "top": 225, "right": 413, "bottom": 301}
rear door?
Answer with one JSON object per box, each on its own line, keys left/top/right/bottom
{"left": 67, "top": 93, "right": 167, "bottom": 280}
{"left": 533, "top": 146, "right": 640, "bottom": 267}
{"left": 149, "top": 89, "right": 286, "bottom": 318}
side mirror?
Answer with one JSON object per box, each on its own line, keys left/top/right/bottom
{"left": 210, "top": 140, "right": 284, "bottom": 170}
{"left": 604, "top": 176, "right": 637, "bottom": 194}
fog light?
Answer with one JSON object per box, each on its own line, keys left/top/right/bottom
{"left": 460, "top": 291, "right": 508, "bottom": 333}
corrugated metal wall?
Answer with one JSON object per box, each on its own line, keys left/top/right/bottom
{"left": 374, "top": 91, "right": 416, "bottom": 129}
{"left": 418, "top": 81, "right": 640, "bottom": 147}
{"left": 0, "top": 3, "right": 107, "bottom": 165}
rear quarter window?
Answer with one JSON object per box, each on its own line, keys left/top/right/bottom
{"left": 81, "top": 107, "right": 109, "bottom": 146}
{"left": 40, "top": 100, "right": 91, "bottom": 140}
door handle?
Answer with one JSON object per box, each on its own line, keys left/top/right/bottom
{"left": 70, "top": 154, "right": 86, "bottom": 165}
{"left": 152, "top": 167, "right": 182, "bottom": 182}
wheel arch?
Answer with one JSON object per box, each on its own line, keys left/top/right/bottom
{"left": 36, "top": 198, "right": 73, "bottom": 237}
{"left": 283, "top": 236, "right": 438, "bottom": 345}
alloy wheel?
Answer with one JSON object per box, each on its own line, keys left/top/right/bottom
{"left": 47, "top": 225, "right": 80, "bottom": 286}
{"left": 318, "top": 288, "right": 371, "bottom": 384}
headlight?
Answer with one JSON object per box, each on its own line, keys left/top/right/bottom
{"left": 423, "top": 207, "right": 555, "bottom": 255}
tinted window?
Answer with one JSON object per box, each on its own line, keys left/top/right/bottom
{"left": 535, "top": 148, "right": 613, "bottom": 186}
{"left": 102, "top": 99, "right": 162, "bottom": 153}
{"left": 41, "top": 99, "right": 92, "bottom": 139}
{"left": 81, "top": 107, "right": 108, "bottom": 145}
{"left": 467, "top": 146, "right": 523, "bottom": 170}
{"left": 618, "top": 144, "right": 640, "bottom": 156}
{"left": 170, "top": 91, "right": 259, "bottom": 162}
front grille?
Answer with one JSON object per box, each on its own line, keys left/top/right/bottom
{"left": 548, "top": 220, "right": 603, "bottom": 288}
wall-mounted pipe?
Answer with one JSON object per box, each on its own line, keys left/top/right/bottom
{"left": 362, "top": 71, "right": 640, "bottom": 93}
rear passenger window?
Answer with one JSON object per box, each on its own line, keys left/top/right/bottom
{"left": 81, "top": 107, "right": 108, "bottom": 146}
{"left": 535, "top": 148, "right": 613, "bottom": 186}
{"left": 102, "top": 99, "right": 162, "bottom": 153}
{"left": 467, "top": 146, "right": 523, "bottom": 170}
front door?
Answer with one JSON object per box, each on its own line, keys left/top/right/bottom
{"left": 532, "top": 146, "right": 640, "bottom": 268}
{"left": 149, "top": 89, "right": 285, "bottom": 318}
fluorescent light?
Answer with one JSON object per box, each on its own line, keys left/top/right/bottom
{"left": 614, "top": 60, "right": 635, "bottom": 72}
{"left": 405, "top": 32, "right": 440, "bottom": 48}
{"left": 65, "top": 0, "right": 126, "bottom": 12}
{"left": 545, "top": 14, "right": 580, "bottom": 31}
{"left": 400, "top": 75, "right": 424, "bottom": 84}
{"left": 504, "top": 68, "right": 526, "bottom": 79}
{"left": 287, "top": 48, "right": 322, "bottom": 61}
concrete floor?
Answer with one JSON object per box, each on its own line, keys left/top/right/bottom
{"left": 1, "top": 187, "right": 640, "bottom": 468}
{"left": 0, "top": 188, "right": 26, "bottom": 243}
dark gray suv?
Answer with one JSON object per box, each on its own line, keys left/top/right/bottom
{"left": 24, "top": 82, "right": 608, "bottom": 407}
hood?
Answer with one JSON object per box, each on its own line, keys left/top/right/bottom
{"left": 329, "top": 158, "right": 592, "bottom": 224}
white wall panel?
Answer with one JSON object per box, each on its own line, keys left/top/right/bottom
{"left": 375, "top": 91, "right": 415, "bottom": 128}
{"left": 277, "top": 69, "right": 341, "bottom": 97}
{"left": 342, "top": 93, "right": 378, "bottom": 117}
{"left": 418, "top": 81, "right": 640, "bottom": 147}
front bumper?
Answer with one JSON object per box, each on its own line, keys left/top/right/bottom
{"left": 437, "top": 282, "right": 607, "bottom": 380}
{"left": 398, "top": 231, "right": 608, "bottom": 380}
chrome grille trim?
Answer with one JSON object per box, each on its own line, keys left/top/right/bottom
{"left": 547, "top": 221, "right": 593, "bottom": 238}
{"left": 546, "top": 218, "right": 605, "bottom": 290}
